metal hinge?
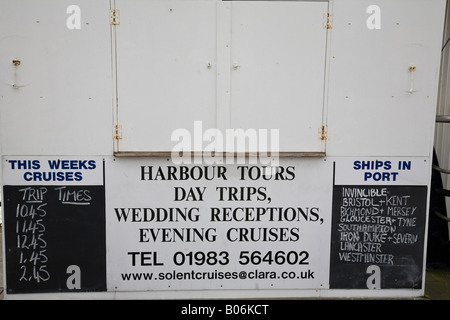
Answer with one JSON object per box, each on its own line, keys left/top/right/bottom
{"left": 113, "top": 124, "right": 122, "bottom": 140}
{"left": 323, "top": 13, "right": 332, "bottom": 29}
{"left": 110, "top": 9, "right": 120, "bottom": 25}
{"left": 319, "top": 125, "right": 328, "bottom": 140}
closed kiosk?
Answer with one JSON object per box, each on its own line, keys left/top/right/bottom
{"left": 0, "top": 0, "right": 447, "bottom": 299}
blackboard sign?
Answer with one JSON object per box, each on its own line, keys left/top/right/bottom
{"left": 3, "top": 185, "right": 106, "bottom": 294}
{"left": 330, "top": 185, "right": 427, "bottom": 289}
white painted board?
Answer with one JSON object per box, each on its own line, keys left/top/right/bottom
{"left": 115, "top": 0, "right": 218, "bottom": 152}
{"left": 326, "top": 0, "right": 446, "bottom": 157}
{"left": 230, "top": 1, "right": 328, "bottom": 152}
{"left": 115, "top": 0, "right": 329, "bottom": 153}
{"left": 0, "top": 0, "right": 113, "bottom": 156}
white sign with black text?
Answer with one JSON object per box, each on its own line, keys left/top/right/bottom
{"left": 105, "top": 158, "right": 333, "bottom": 291}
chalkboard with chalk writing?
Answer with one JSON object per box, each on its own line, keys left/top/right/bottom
{"left": 329, "top": 185, "right": 427, "bottom": 289}
{"left": 3, "top": 185, "right": 106, "bottom": 294}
